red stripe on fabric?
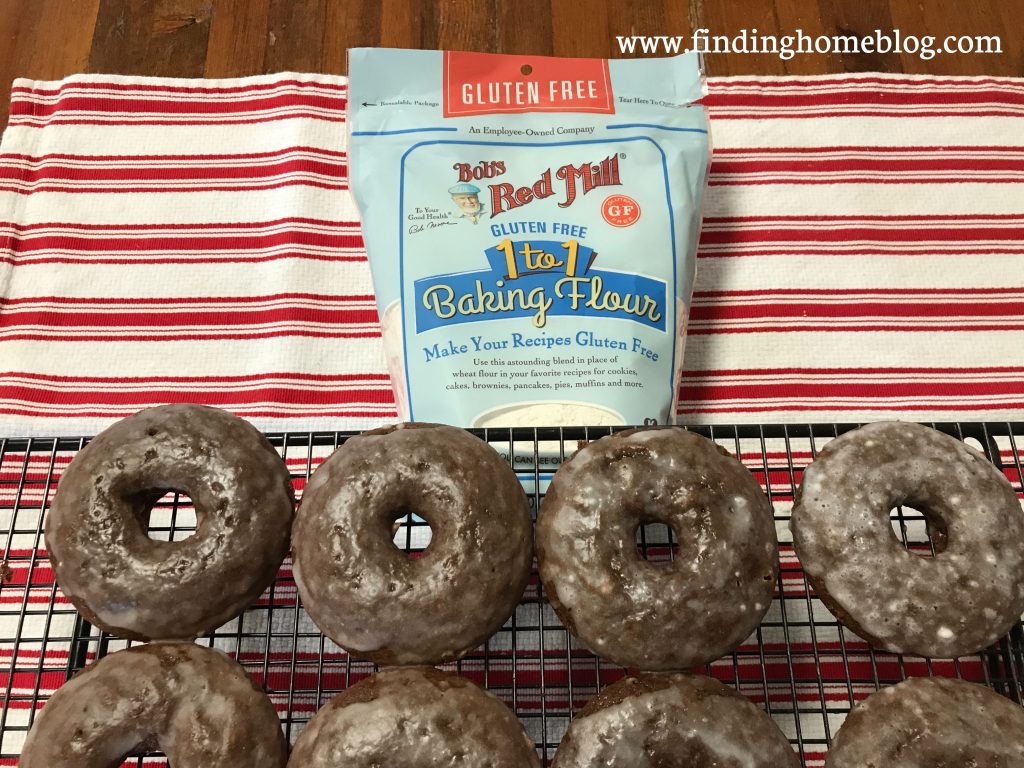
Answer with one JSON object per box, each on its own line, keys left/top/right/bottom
{"left": 684, "top": 381, "right": 1024, "bottom": 400}
{"left": 0, "top": 145, "right": 347, "bottom": 162}
{"left": 0, "top": 407, "right": 397, "bottom": 418}
{"left": 0, "top": 293, "right": 375, "bottom": 306}
{"left": 8, "top": 93, "right": 346, "bottom": 118}
{"left": 0, "top": 216, "right": 358, "bottom": 232}
{"left": 0, "top": 159, "right": 347, "bottom": 184}
{"left": 709, "top": 176, "right": 1024, "bottom": 185}
{"left": 711, "top": 158, "right": 1024, "bottom": 174}
{"left": 0, "top": 549, "right": 47, "bottom": 557}
{"left": 0, "top": 307, "right": 380, "bottom": 329}
{"left": 689, "top": 300, "right": 1024, "bottom": 320}
{"left": 0, "top": 648, "right": 67, "bottom": 659}
{"left": 688, "top": 324, "right": 1024, "bottom": 334}
{"left": 704, "top": 90, "right": 1024, "bottom": 107}
{"left": 0, "top": 371, "right": 390, "bottom": 383}
{"left": 11, "top": 78, "right": 348, "bottom": 96}
{"left": 702, "top": 213, "right": 1024, "bottom": 224}
{"left": 706, "top": 110, "right": 1024, "bottom": 119}
{"left": 0, "top": 566, "right": 54, "bottom": 587}
{"left": 7, "top": 113, "right": 348, "bottom": 128}
{"left": 682, "top": 366, "right": 1024, "bottom": 376}
{"left": 1, "top": 253, "right": 366, "bottom": 267}
{"left": 678, "top": 402, "right": 1024, "bottom": 413}
{"left": 0, "top": 385, "right": 393, "bottom": 406}
{"left": 696, "top": 248, "right": 1024, "bottom": 258}
{"left": 0, "top": 595, "right": 67, "bottom": 605}
{"left": 699, "top": 226, "right": 1024, "bottom": 245}
{"left": 709, "top": 75, "right": 1024, "bottom": 89}
{"left": 0, "top": 329, "right": 384, "bottom": 342}
{"left": 692, "top": 288, "right": 1024, "bottom": 298}
{"left": 712, "top": 145, "right": 1024, "bottom": 154}
{"left": 4, "top": 231, "right": 364, "bottom": 254}
{"left": 0, "top": 180, "right": 347, "bottom": 195}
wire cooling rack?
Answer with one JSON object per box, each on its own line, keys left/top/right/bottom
{"left": 1, "top": 422, "right": 1022, "bottom": 767}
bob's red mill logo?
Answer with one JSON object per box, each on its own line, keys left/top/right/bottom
{"left": 454, "top": 156, "right": 622, "bottom": 217}
{"left": 443, "top": 51, "right": 615, "bottom": 117}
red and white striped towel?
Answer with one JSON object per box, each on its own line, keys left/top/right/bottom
{"left": 1, "top": 71, "right": 1023, "bottom": 437}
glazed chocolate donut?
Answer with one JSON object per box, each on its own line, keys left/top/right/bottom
{"left": 288, "top": 667, "right": 540, "bottom": 767}
{"left": 792, "top": 421, "right": 1024, "bottom": 658}
{"left": 46, "top": 404, "right": 294, "bottom": 641}
{"left": 827, "top": 676, "right": 1024, "bottom": 767}
{"left": 291, "top": 423, "right": 533, "bottom": 665}
{"left": 20, "top": 642, "right": 287, "bottom": 768}
{"left": 553, "top": 673, "right": 798, "bottom": 767}
{"left": 536, "top": 427, "right": 778, "bottom": 670}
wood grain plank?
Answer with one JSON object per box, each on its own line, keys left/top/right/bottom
{"left": 497, "top": 0, "right": 553, "bottom": 56}
{"left": 815, "top": 0, "right": 902, "bottom": 73}
{"left": 0, "top": 0, "right": 42, "bottom": 128}
{"left": 28, "top": 0, "right": 102, "bottom": 75}
{"left": 323, "top": 0, "right": 381, "bottom": 74}
{"left": 264, "top": 0, "right": 327, "bottom": 74}
{"left": 551, "top": 0, "right": 610, "bottom": 58}
{"left": 0, "top": 0, "right": 100, "bottom": 127}
{"left": 769, "top": 0, "right": 838, "bottom": 75}
{"left": 696, "top": 0, "right": 811, "bottom": 75}
{"left": 432, "top": 0, "right": 498, "bottom": 53}
{"left": 204, "top": 0, "right": 269, "bottom": 77}
{"left": 663, "top": 0, "right": 694, "bottom": 56}
{"left": 987, "top": 0, "right": 1024, "bottom": 76}
{"left": 89, "top": 0, "right": 213, "bottom": 77}
{"left": 374, "top": 0, "right": 417, "bottom": 50}
{"left": 607, "top": 0, "right": 669, "bottom": 60}
{"left": 377, "top": 0, "right": 425, "bottom": 51}
{"left": 418, "top": 0, "right": 441, "bottom": 50}
{"left": 888, "top": 0, "right": 1018, "bottom": 76}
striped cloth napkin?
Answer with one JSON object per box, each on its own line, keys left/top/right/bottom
{"left": 1, "top": 71, "right": 1022, "bottom": 437}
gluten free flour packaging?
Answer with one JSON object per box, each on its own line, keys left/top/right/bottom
{"left": 348, "top": 49, "right": 710, "bottom": 427}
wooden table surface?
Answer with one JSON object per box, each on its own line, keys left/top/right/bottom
{"left": 0, "top": 0, "right": 1021, "bottom": 125}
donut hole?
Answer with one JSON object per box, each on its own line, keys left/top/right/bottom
{"left": 889, "top": 504, "right": 949, "bottom": 557}
{"left": 634, "top": 520, "right": 679, "bottom": 566}
{"left": 391, "top": 509, "right": 433, "bottom": 556}
{"left": 132, "top": 489, "right": 198, "bottom": 542}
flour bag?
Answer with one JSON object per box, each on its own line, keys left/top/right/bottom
{"left": 348, "top": 48, "right": 710, "bottom": 427}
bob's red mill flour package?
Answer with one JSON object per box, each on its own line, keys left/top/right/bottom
{"left": 348, "top": 49, "right": 710, "bottom": 427}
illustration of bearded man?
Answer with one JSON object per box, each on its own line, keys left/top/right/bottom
{"left": 448, "top": 182, "right": 485, "bottom": 224}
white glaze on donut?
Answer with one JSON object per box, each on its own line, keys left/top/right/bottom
{"left": 45, "top": 404, "right": 295, "bottom": 641}
{"left": 792, "top": 421, "right": 1024, "bottom": 657}
{"left": 537, "top": 427, "right": 779, "bottom": 670}
{"left": 552, "top": 674, "right": 798, "bottom": 767}
{"left": 291, "top": 423, "right": 533, "bottom": 665}
{"left": 19, "top": 642, "right": 286, "bottom": 768}
{"left": 826, "top": 677, "right": 1024, "bottom": 767}
{"left": 288, "top": 667, "right": 540, "bottom": 767}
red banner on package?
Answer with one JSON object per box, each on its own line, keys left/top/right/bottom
{"left": 443, "top": 50, "right": 615, "bottom": 117}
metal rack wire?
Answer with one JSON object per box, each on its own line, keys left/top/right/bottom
{"left": 1, "top": 422, "right": 1022, "bottom": 767}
